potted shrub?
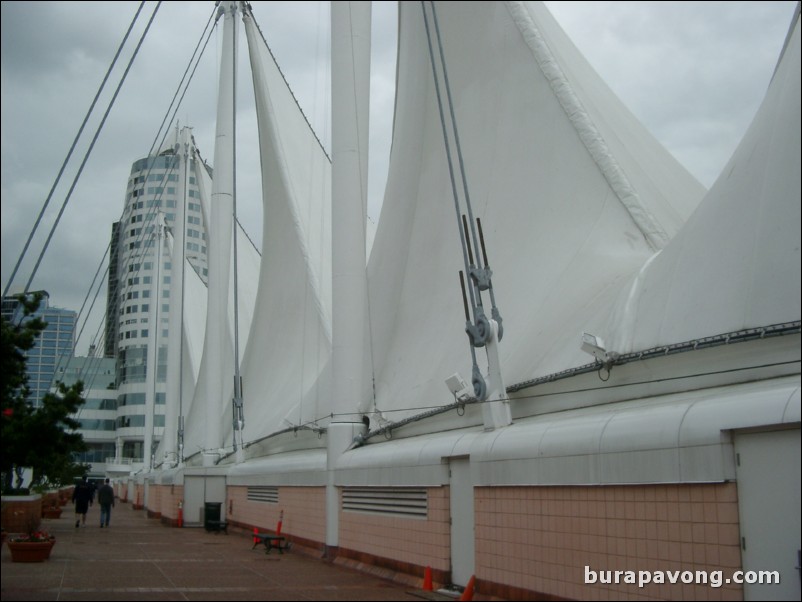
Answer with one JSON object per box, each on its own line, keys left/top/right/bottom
{"left": 6, "top": 514, "right": 55, "bottom": 562}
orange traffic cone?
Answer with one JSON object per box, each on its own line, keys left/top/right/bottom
{"left": 423, "top": 566, "right": 433, "bottom": 591}
{"left": 276, "top": 509, "right": 283, "bottom": 535}
{"left": 460, "top": 575, "right": 475, "bottom": 601}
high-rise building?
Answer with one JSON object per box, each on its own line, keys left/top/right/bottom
{"left": 2, "top": 290, "right": 76, "bottom": 408}
{"left": 55, "top": 351, "right": 118, "bottom": 478}
{"left": 107, "top": 127, "right": 210, "bottom": 467}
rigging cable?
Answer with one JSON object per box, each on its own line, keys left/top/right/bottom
{"left": 2, "top": 2, "right": 147, "bottom": 300}
{"left": 78, "top": 3, "right": 216, "bottom": 383}
{"left": 245, "top": 3, "right": 334, "bottom": 428}
{"left": 359, "top": 322, "right": 801, "bottom": 441}
{"left": 110, "top": 8, "right": 216, "bottom": 298}
{"left": 247, "top": 4, "right": 331, "bottom": 159}
{"left": 49, "top": 244, "right": 111, "bottom": 393}
{"left": 420, "top": 1, "right": 488, "bottom": 400}
{"left": 149, "top": 6, "right": 217, "bottom": 157}
{"left": 20, "top": 2, "right": 163, "bottom": 296}
{"left": 30, "top": 2, "right": 217, "bottom": 450}
{"left": 429, "top": 1, "right": 503, "bottom": 335}
{"left": 111, "top": 4, "right": 217, "bottom": 330}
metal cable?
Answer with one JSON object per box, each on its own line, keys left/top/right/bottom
{"left": 419, "top": 1, "right": 476, "bottom": 315}
{"left": 22, "top": 2, "right": 163, "bottom": 295}
{"left": 361, "top": 322, "right": 801, "bottom": 441}
{"left": 2, "top": 2, "right": 146, "bottom": 300}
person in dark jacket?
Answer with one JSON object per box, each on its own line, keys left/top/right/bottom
{"left": 97, "top": 478, "right": 115, "bottom": 528}
{"left": 72, "top": 475, "right": 94, "bottom": 528}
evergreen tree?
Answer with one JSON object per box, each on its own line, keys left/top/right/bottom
{"left": 1, "top": 293, "right": 88, "bottom": 491}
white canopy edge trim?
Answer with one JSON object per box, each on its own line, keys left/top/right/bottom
{"left": 506, "top": 0, "right": 668, "bottom": 250}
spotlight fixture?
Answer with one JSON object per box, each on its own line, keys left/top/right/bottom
{"left": 581, "top": 332, "right": 610, "bottom": 363}
{"left": 445, "top": 372, "right": 472, "bottom": 401}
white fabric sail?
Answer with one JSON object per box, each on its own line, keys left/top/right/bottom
{"left": 232, "top": 9, "right": 333, "bottom": 445}
{"left": 180, "top": 258, "right": 206, "bottom": 406}
{"left": 365, "top": 1, "right": 706, "bottom": 421}
{"left": 179, "top": 220, "right": 261, "bottom": 462}
{"left": 602, "top": 12, "right": 801, "bottom": 353}
{"left": 178, "top": 135, "right": 262, "bottom": 462}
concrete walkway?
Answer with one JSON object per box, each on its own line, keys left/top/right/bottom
{"left": 1, "top": 501, "right": 444, "bottom": 601}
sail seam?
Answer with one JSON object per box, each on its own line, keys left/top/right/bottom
{"left": 504, "top": 1, "right": 668, "bottom": 251}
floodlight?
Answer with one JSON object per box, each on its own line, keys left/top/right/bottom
{"left": 581, "top": 332, "right": 609, "bottom": 363}
{"left": 446, "top": 372, "right": 473, "bottom": 402}
{"left": 446, "top": 372, "right": 469, "bottom": 396}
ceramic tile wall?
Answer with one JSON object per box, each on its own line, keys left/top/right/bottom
{"left": 338, "top": 487, "right": 451, "bottom": 572}
{"left": 227, "top": 486, "right": 326, "bottom": 544}
{"left": 475, "top": 484, "right": 743, "bottom": 600}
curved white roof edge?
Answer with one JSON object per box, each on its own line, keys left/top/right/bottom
{"left": 336, "top": 376, "right": 800, "bottom": 486}
{"left": 155, "top": 466, "right": 182, "bottom": 486}
{"left": 226, "top": 449, "right": 326, "bottom": 487}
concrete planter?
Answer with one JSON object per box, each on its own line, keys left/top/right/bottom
{"left": 7, "top": 539, "right": 55, "bottom": 562}
{"left": 42, "top": 507, "right": 62, "bottom": 519}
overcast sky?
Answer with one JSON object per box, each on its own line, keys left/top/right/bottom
{"left": 1, "top": 1, "right": 797, "bottom": 354}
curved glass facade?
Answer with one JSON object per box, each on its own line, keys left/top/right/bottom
{"left": 107, "top": 129, "right": 209, "bottom": 467}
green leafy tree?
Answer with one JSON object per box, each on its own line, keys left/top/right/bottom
{"left": 1, "top": 293, "right": 89, "bottom": 491}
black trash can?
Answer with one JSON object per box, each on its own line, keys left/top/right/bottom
{"left": 204, "top": 502, "right": 222, "bottom": 531}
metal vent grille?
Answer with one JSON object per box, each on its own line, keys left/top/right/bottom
{"left": 247, "top": 486, "right": 278, "bottom": 504}
{"left": 342, "top": 487, "right": 427, "bottom": 518}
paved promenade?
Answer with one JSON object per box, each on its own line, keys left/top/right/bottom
{"left": 1, "top": 500, "right": 445, "bottom": 601}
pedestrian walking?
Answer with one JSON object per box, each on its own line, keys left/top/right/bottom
{"left": 98, "top": 478, "right": 115, "bottom": 528}
{"left": 72, "top": 475, "right": 94, "bottom": 527}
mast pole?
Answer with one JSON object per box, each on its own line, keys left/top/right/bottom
{"left": 203, "top": 0, "right": 239, "bottom": 466}
{"left": 163, "top": 130, "right": 189, "bottom": 469}
{"left": 327, "top": 0, "right": 372, "bottom": 555}
{"left": 232, "top": 0, "right": 244, "bottom": 463}
{"left": 144, "top": 213, "right": 165, "bottom": 472}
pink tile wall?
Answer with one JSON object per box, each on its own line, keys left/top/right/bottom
{"left": 156, "top": 485, "right": 183, "bottom": 520}
{"left": 475, "top": 484, "right": 743, "bottom": 601}
{"left": 147, "top": 483, "right": 162, "bottom": 514}
{"left": 133, "top": 484, "right": 144, "bottom": 508}
{"left": 115, "top": 482, "right": 126, "bottom": 502}
{"left": 227, "top": 486, "right": 326, "bottom": 545}
{"left": 338, "top": 487, "right": 451, "bottom": 572}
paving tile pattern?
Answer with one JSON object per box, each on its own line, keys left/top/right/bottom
{"left": 1, "top": 501, "right": 435, "bottom": 601}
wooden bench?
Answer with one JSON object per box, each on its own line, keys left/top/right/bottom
{"left": 205, "top": 520, "right": 228, "bottom": 534}
{"left": 252, "top": 533, "right": 289, "bottom": 554}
